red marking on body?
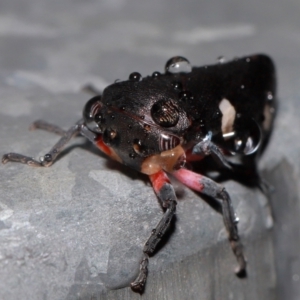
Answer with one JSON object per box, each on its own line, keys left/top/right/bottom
{"left": 149, "top": 170, "right": 170, "bottom": 194}
{"left": 173, "top": 168, "right": 204, "bottom": 192}
{"left": 95, "top": 136, "right": 122, "bottom": 163}
{"left": 96, "top": 137, "right": 112, "bottom": 156}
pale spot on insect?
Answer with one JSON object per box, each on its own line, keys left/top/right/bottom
{"left": 262, "top": 103, "right": 275, "bottom": 131}
{"left": 219, "top": 98, "right": 236, "bottom": 134}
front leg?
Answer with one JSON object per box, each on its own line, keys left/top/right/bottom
{"left": 173, "top": 168, "right": 246, "bottom": 277}
{"left": 131, "top": 170, "right": 177, "bottom": 293}
{"left": 191, "top": 132, "right": 232, "bottom": 169}
{"left": 2, "top": 119, "right": 90, "bottom": 167}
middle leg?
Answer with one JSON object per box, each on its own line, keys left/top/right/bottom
{"left": 173, "top": 168, "right": 246, "bottom": 277}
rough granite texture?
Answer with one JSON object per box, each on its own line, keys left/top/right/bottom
{"left": 0, "top": 0, "right": 300, "bottom": 299}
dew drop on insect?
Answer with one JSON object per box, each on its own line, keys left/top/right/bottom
{"left": 129, "top": 153, "right": 136, "bottom": 159}
{"left": 110, "top": 114, "right": 115, "bottom": 120}
{"left": 129, "top": 72, "right": 142, "bottom": 82}
{"left": 234, "top": 119, "right": 262, "bottom": 155}
{"left": 94, "top": 113, "right": 105, "bottom": 124}
{"left": 246, "top": 57, "right": 251, "bottom": 63}
{"left": 152, "top": 71, "right": 161, "bottom": 78}
{"left": 234, "top": 215, "right": 240, "bottom": 224}
{"left": 165, "top": 56, "right": 192, "bottom": 74}
{"left": 171, "top": 81, "right": 182, "bottom": 91}
{"left": 103, "top": 128, "right": 117, "bottom": 145}
{"left": 133, "top": 139, "right": 143, "bottom": 155}
{"left": 217, "top": 56, "right": 226, "bottom": 64}
{"left": 179, "top": 91, "right": 193, "bottom": 102}
{"left": 151, "top": 100, "right": 179, "bottom": 127}
{"left": 267, "top": 91, "right": 273, "bottom": 101}
{"left": 240, "top": 85, "right": 245, "bottom": 89}
{"left": 44, "top": 154, "right": 52, "bottom": 162}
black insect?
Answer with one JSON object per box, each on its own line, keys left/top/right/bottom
{"left": 2, "top": 54, "right": 276, "bottom": 293}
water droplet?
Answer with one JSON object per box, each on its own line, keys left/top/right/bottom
{"left": 171, "top": 81, "right": 182, "bottom": 91}
{"left": 234, "top": 119, "right": 262, "bottom": 155}
{"left": 83, "top": 96, "right": 102, "bottom": 121}
{"left": 151, "top": 100, "right": 179, "bottom": 127}
{"left": 44, "top": 154, "right": 52, "bottom": 162}
{"left": 129, "top": 72, "right": 142, "bottom": 82}
{"left": 246, "top": 57, "right": 251, "bottom": 63}
{"left": 267, "top": 91, "right": 273, "bottom": 101}
{"left": 103, "top": 128, "right": 118, "bottom": 145}
{"left": 110, "top": 114, "right": 115, "bottom": 120}
{"left": 240, "top": 85, "right": 245, "bottom": 89}
{"left": 212, "top": 110, "right": 221, "bottom": 120}
{"left": 133, "top": 139, "right": 143, "bottom": 155}
{"left": 121, "top": 106, "right": 126, "bottom": 110}
{"left": 234, "top": 139, "right": 243, "bottom": 151}
{"left": 179, "top": 91, "right": 193, "bottom": 102}
{"left": 129, "top": 153, "right": 136, "bottom": 159}
{"left": 94, "top": 113, "right": 105, "bottom": 124}
{"left": 217, "top": 56, "right": 226, "bottom": 64}
{"left": 128, "top": 124, "right": 132, "bottom": 129}
{"left": 140, "top": 115, "right": 145, "bottom": 120}
{"left": 165, "top": 56, "right": 192, "bottom": 74}
{"left": 152, "top": 71, "right": 161, "bottom": 78}
{"left": 234, "top": 215, "right": 240, "bottom": 224}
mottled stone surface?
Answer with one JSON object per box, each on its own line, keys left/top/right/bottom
{"left": 0, "top": 0, "right": 300, "bottom": 299}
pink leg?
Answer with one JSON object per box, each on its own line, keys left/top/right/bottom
{"left": 173, "top": 168, "right": 246, "bottom": 276}
{"left": 131, "top": 170, "right": 177, "bottom": 293}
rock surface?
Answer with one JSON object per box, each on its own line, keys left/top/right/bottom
{"left": 0, "top": 0, "right": 300, "bottom": 299}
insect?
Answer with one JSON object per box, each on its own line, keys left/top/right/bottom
{"left": 2, "top": 54, "right": 276, "bottom": 293}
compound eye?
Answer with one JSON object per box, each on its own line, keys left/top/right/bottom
{"left": 159, "top": 133, "right": 180, "bottom": 152}
{"left": 151, "top": 100, "right": 179, "bottom": 127}
{"left": 83, "top": 95, "right": 102, "bottom": 132}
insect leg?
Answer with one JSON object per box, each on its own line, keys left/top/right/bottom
{"left": 192, "top": 137, "right": 232, "bottom": 169}
{"left": 29, "top": 120, "right": 67, "bottom": 136}
{"left": 131, "top": 170, "right": 177, "bottom": 293}
{"left": 173, "top": 168, "right": 246, "bottom": 276}
{"left": 82, "top": 84, "right": 101, "bottom": 96}
{"left": 2, "top": 119, "right": 87, "bottom": 167}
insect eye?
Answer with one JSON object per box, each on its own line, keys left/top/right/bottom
{"left": 151, "top": 100, "right": 179, "bottom": 127}
{"left": 159, "top": 133, "right": 180, "bottom": 152}
{"left": 83, "top": 96, "right": 102, "bottom": 132}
